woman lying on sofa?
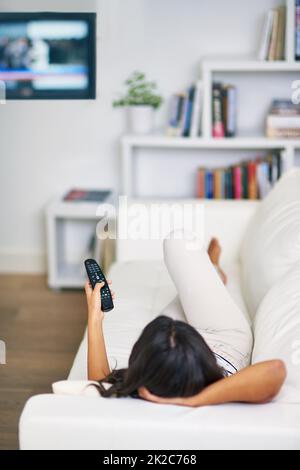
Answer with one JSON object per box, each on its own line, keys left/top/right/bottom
{"left": 86, "top": 231, "right": 286, "bottom": 407}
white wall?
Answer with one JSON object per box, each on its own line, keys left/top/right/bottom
{"left": 0, "top": 0, "right": 283, "bottom": 272}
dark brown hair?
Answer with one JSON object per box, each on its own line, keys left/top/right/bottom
{"left": 98, "top": 315, "right": 224, "bottom": 399}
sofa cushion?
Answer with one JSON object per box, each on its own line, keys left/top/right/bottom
{"left": 252, "top": 262, "right": 300, "bottom": 403}
{"left": 52, "top": 380, "right": 101, "bottom": 397}
{"left": 240, "top": 169, "right": 300, "bottom": 318}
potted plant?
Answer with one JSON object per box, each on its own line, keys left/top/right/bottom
{"left": 113, "top": 71, "right": 163, "bottom": 134}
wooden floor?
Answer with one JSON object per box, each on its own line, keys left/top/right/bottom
{"left": 0, "top": 275, "right": 86, "bottom": 450}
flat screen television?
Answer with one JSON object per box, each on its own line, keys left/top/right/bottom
{"left": 0, "top": 12, "right": 96, "bottom": 99}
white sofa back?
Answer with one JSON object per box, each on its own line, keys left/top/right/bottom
{"left": 116, "top": 199, "right": 259, "bottom": 266}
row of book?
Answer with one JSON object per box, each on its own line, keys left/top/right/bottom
{"left": 296, "top": 0, "right": 300, "bottom": 60}
{"left": 266, "top": 99, "right": 300, "bottom": 138}
{"left": 196, "top": 153, "right": 283, "bottom": 200}
{"left": 166, "top": 81, "right": 203, "bottom": 137}
{"left": 258, "top": 5, "right": 286, "bottom": 61}
{"left": 212, "top": 82, "right": 237, "bottom": 138}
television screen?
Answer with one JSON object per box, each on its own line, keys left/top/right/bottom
{"left": 0, "top": 12, "right": 96, "bottom": 99}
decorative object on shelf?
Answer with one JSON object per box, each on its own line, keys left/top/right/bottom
{"left": 113, "top": 71, "right": 162, "bottom": 134}
{"left": 258, "top": 5, "right": 286, "bottom": 61}
{"left": 63, "top": 189, "right": 112, "bottom": 203}
{"left": 166, "top": 81, "right": 203, "bottom": 138}
{"left": 127, "top": 105, "right": 154, "bottom": 135}
{"left": 296, "top": 0, "right": 300, "bottom": 60}
{"left": 196, "top": 152, "right": 283, "bottom": 200}
{"left": 212, "top": 82, "right": 237, "bottom": 139}
{"left": 266, "top": 99, "right": 300, "bottom": 138}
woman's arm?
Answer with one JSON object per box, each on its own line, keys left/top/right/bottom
{"left": 85, "top": 281, "right": 113, "bottom": 381}
{"left": 139, "top": 360, "right": 286, "bottom": 407}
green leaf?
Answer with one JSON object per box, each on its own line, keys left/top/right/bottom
{"left": 113, "top": 71, "right": 163, "bottom": 108}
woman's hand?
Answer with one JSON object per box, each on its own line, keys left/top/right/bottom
{"left": 85, "top": 280, "right": 115, "bottom": 320}
{"left": 138, "top": 387, "right": 193, "bottom": 407}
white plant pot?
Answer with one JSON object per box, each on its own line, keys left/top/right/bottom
{"left": 127, "top": 106, "right": 154, "bottom": 135}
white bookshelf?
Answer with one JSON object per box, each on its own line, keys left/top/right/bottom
{"left": 201, "top": 60, "right": 300, "bottom": 138}
{"left": 122, "top": 135, "right": 300, "bottom": 149}
{"left": 121, "top": 0, "right": 300, "bottom": 198}
{"left": 203, "top": 60, "right": 299, "bottom": 72}
{"left": 121, "top": 135, "right": 294, "bottom": 197}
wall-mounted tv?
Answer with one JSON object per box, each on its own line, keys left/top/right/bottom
{"left": 0, "top": 12, "right": 96, "bottom": 99}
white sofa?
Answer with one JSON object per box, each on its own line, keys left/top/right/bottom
{"left": 19, "top": 189, "right": 300, "bottom": 450}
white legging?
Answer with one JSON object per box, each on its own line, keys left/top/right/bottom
{"left": 161, "top": 230, "right": 253, "bottom": 371}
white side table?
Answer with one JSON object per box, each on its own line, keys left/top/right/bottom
{"left": 46, "top": 196, "right": 115, "bottom": 289}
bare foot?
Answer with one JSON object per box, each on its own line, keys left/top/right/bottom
{"left": 208, "top": 238, "right": 227, "bottom": 285}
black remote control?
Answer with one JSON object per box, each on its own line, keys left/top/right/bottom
{"left": 84, "top": 259, "right": 114, "bottom": 312}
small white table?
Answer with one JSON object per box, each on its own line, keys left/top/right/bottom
{"left": 46, "top": 195, "right": 115, "bottom": 289}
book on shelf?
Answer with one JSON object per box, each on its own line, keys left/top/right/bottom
{"left": 190, "top": 81, "right": 203, "bottom": 137}
{"left": 205, "top": 170, "right": 214, "bottom": 199}
{"left": 213, "top": 168, "right": 222, "bottom": 199}
{"left": 166, "top": 81, "right": 203, "bottom": 138}
{"left": 233, "top": 166, "right": 242, "bottom": 199}
{"left": 182, "top": 86, "right": 195, "bottom": 137}
{"left": 266, "top": 99, "right": 300, "bottom": 138}
{"left": 212, "top": 82, "right": 237, "bottom": 139}
{"left": 63, "top": 189, "right": 112, "bottom": 203}
{"left": 196, "top": 152, "right": 282, "bottom": 200}
{"left": 247, "top": 161, "right": 258, "bottom": 200}
{"left": 275, "top": 6, "right": 286, "bottom": 60}
{"left": 167, "top": 93, "right": 185, "bottom": 136}
{"left": 212, "top": 83, "right": 225, "bottom": 138}
{"left": 223, "top": 84, "right": 237, "bottom": 137}
{"left": 258, "top": 5, "right": 286, "bottom": 61}
{"left": 296, "top": 0, "right": 300, "bottom": 60}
